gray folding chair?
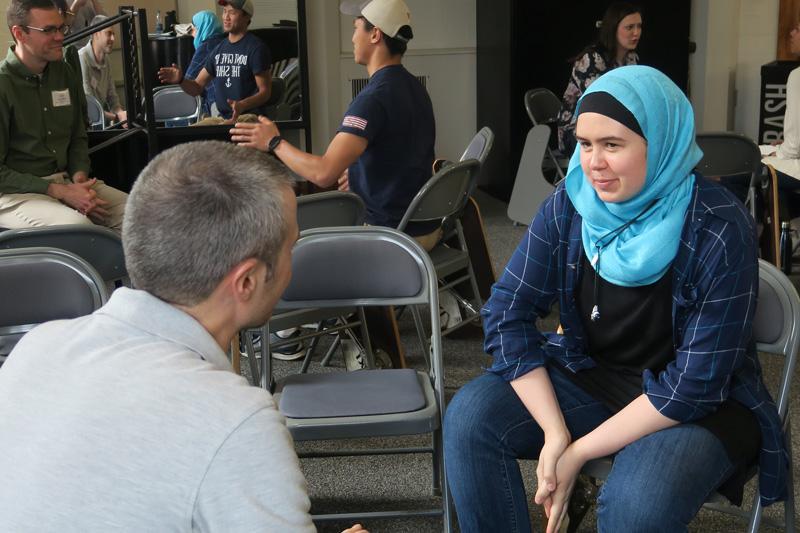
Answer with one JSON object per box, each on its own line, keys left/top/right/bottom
{"left": 279, "top": 58, "right": 302, "bottom": 120}
{"left": 0, "top": 247, "right": 107, "bottom": 365}
{"left": 267, "top": 226, "right": 451, "bottom": 530}
{"left": 262, "top": 77, "right": 288, "bottom": 120}
{"left": 0, "top": 225, "right": 127, "bottom": 289}
{"left": 296, "top": 191, "right": 365, "bottom": 232}
{"left": 507, "top": 125, "right": 557, "bottom": 226}
{"left": 244, "top": 192, "right": 368, "bottom": 384}
{"left": 397, "top": 159, "right": 483, "bottom": 337}
{"left": 580, "top": 259, "right": 798, "bottom": 532}
{"left": 153, "top": 85, "right": 201, "bottom": 125}
{"left": 459, "top": 126, "right": 494, "bottom": 196}
{"left": 460, "top": 126, "right": 494, "bottom": 165}
{"left": 524, "top": 88, "right": 567, "bottom": 182}
{"left": 695, "top": 131, "right": 764, "bottom": 219}
{"left": 86, "top": 94, "right": 105, "bottom": 130}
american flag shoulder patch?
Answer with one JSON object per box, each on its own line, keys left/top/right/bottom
{"left": 342, "top": 115, "right": 368, "bottom": 130}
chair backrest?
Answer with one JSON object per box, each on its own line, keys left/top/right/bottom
{"left": 525, "top": 88, "right": 562, "bottom": 126}
{"left": 396, "top": 159, "right": 481, "bottom": 231}
{"left": 507, "top": 125, "right": 556, "bottom": 225}
{"left": 460, "top": 126, "right": 495, "bottom": 166}
{"left": 753, "top": 259, "right": 800, "bottom": 422}
{"left": 280, "top": 59, "right": 301, "bottom": 104}
{"left": 695, "top": 132, "right": 762, "bottom": 185}
{"left": 153, "top": 85, "right": 201, "bottom": 123}
{"left": 0, "top": 247, "right": 107, "bottom": 358}
{"left": 265, "top": 76, "right": 286, "bottom": 106}
{"left": 86, "top": 94, "right": 105, "bottom": 130}
{"left": 0, "top": 225, "right": 126, "bottom": 283}
{"left": 296, "top": 191, "right": 365, "bottom": 232}
{"left": 278, "top": 226, "right": 443, "bottom": 374}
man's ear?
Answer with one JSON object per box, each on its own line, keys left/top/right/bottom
{"left": 229, "top": 257, "right": 264, "bottom": 302}
{"left": 369, "top": 26, "right": 382, "bottom": 45}
{"left": 10, "top": 26, "right": 27, "bottom": 44}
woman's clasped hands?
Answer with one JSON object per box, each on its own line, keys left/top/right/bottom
{"left": 535, "top": 429, "right": 586, "bottom": 533}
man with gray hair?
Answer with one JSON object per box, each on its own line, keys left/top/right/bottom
{"left": 0, "top": 141, "right": 366, "bottom": 532}
{"left": 78, "top": 14, "right": 126, "bottom": 126}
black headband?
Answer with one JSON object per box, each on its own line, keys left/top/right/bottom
{"left": 577, "top": 91, "right": 645, "bottom": 140}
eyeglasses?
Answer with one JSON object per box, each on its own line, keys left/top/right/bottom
{"left": 24, "top": 24, "right": 70, "bottom": 35}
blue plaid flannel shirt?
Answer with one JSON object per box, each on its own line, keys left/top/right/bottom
{"left": 482, "top": 176, "right": 789, "bottom": 505}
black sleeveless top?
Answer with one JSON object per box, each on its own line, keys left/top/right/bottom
{"left": 557, "top": 254, "right": 760, "bottom": 503}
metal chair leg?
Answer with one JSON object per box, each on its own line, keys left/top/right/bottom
{"left": 431, "top": 430, "right": 442, "bottom": 495}
{"left": 320, "top": 334, "right": 341, "bottom": 367}
{"left": 410, "top": 304, "right": 431, "bottom": 368}
{"left": 244, "top": 330, "right": 260, "bottom": 387}
{"left": 784, "top": 418, "right": 796, "bottom": 533}
{"left": 299, "top": 322, "right": 325, "bottom": 374}
{"left": 260, "top": 324, "right": 272, "bottom": 391}
{"left": 356, "top": 306, "right": 376, "bottom": 369}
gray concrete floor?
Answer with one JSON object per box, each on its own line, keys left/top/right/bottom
{"left": 258, "top": 190, "right": 798, "bottom": 532}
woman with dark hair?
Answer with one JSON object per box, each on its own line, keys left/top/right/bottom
{"left": 185, "top": 10, "right": 225, "bottom": 116}
{"left": 444, "top": 65, "right": 789, "bottom": 532}
{"left": 556, "top": 2, "right": 642, "bottom": 155}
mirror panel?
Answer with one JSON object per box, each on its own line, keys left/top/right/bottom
{"left": 86, "top": 0, "right": 307, "bottom": 131}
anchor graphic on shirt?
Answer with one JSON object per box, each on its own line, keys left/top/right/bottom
{"left": 226, "top": 78, "right": 232, "bottom": 88}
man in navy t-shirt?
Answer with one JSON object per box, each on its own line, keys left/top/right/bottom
{"left": 158, "top": 0, "right": 271, "bottom": 121}
{"left": 231, "top": 0, "right": 439, "bottom": 249}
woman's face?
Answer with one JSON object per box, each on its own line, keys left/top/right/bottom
{"left": 576, "top": 112, "right": 648, "bottom": 203}
{"left": 616, "top": 12, "right": 643, "bottom": 52}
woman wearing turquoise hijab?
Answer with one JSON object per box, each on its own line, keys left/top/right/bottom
{"left": 185, "top": 10, "right": 225, "bottom": 116}
{"left": 444, "top": 66, "right": 788, "bottom": 532}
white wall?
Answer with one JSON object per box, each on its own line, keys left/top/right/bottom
{"left": 734, "top": 0, "right": 780, "bottom": 139}
{"left": 1, "top": 13, "right": 10, "bottom": 54}
{"left": 251, "top": 0, "right": 296, "bottom": 28}
{"left": 305, "top": 0, "right": 343, "bottom": 153}
{"left": 689, "top": 0, "right": 780, "bottom": 138}
{"left": 176, "top": 0, "right": 217, "bottom": 22}
{"left": 307, "top": 0, "right": 477, "bottom": 160}
{"left": 689, "top": 0, "right": 741, "bottom": 131}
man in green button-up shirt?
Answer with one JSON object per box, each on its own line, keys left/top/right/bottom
{"left": 0, "top": 0, "right": 126, "bottom": 232}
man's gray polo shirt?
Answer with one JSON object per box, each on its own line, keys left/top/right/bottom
{"left": 0, "top": 288, "right": 315, "bottom": 532}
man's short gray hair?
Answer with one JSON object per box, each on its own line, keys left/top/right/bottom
{"left": 123, "top": 141, "right": 294, "bottom": 306}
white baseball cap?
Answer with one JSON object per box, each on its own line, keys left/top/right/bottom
{"left": 340, "top": 0, "right": 413, "bottom": 41}
{"left": 218, "top": 0, "right": 254, "bottom": 17}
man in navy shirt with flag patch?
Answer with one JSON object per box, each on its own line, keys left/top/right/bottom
{"left": 158, "top": 0, "right": 271, "bottom": 122}
{"left": 231, "top": 0, "right": 439, "bottom": 249}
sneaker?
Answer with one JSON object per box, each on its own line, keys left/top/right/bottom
{"left": 342, "top": 338, "right": 367, "bottom": 371}
{"left": 270, "top": 328, "right": 307, "bottom": 361}
{"left": 439, "top": 290, "right": 462, "bottom": 330}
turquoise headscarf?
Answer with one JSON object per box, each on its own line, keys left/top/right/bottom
{"left": 192, "top": 11, "right": 223, "bottom": 50}
{"left": 564, "top": 65, "right": 702, "bottom": 287}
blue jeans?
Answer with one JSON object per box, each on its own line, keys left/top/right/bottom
{"left": 444, "top": 370, "right": 736, "bottom": 532}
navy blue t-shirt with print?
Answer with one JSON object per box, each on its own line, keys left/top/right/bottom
{"left": 203, "top": 32, "right": 271, "bottom": 119}
{"left": 337, "top": 64, "right": 436, "bottom": 235}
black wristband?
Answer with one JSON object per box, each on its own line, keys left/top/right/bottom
{"left": 267, "top": 135, "right": 283, "bottom": 153}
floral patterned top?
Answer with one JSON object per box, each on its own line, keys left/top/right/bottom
{"left": 557, "top": 47, "right": 639, "bottom": 152}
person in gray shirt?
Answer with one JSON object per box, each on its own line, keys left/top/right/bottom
{"left": 0, "top": 140, "right": 367, "bottom": 533}
{"left": 79, "top": 14, "right": 126, "bottom": 126}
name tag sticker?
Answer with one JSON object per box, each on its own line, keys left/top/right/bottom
{"left": 51, "top": 89, "right": 71, "bottom": 107}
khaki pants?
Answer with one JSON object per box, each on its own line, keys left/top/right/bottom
{"left": 365, "top": 223, "right": 443, "bottom": 252}
{"left": 0, "top": 173, "right": 127, "bottom": 234}
{"left": 413, "top": 226, "right": 444, "bottom": 252}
